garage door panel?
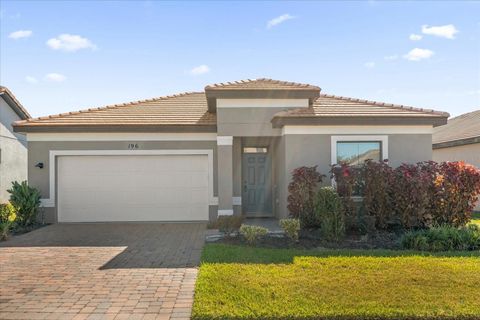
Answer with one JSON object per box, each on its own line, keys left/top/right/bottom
{"left": 190, "top": 188, "right": 209, "bottom": 204}
{"left": 57, "top": 155, "right": 209, "bottom": 222}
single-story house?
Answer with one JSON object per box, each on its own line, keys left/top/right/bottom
{"left": 0, "top": 86, "right": 30, "bottom": 202}
{"left": 13, "top": 79, "right": 449, "bottom": 223}
{"left": 433, "top": 110, "right": 480, "bottom": 211}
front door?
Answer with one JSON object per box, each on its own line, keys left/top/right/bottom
{"left": 242, "top": 147, "right": 272, "bottom": 216}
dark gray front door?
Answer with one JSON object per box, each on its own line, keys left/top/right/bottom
{"left": 242, "top": 150, "right": 272, "bottom": 216}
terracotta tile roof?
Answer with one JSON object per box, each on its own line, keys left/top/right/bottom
{"left": 13, "top": 92, "right": 216, "bottom": 131}
{"left": 13, "top": 80, "right": 450, "bottom": 132}
{"left": 205, "top": 78, "right": 320, "bottom": 91}
{"left": 274, "top": 94, "right": 450, "bottom": 118}
{"left": 433, "top": 110, "right": 480, "bottom": 144}
{"left": 0, "top": 86, "right": 31, "bottom": 119}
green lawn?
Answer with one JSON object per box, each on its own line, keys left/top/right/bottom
{"left": 193, "top": 244, "right": 480, "bottom": 319}
{"left": 471, "top": 212, "right": 480, "bottom": 226}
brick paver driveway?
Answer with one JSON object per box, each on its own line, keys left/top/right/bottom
{"left": 0, "top": 223, "right": 206, "bottom": 320}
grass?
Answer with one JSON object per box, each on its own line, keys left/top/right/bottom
{"left": 193, "top": 244, "right": 480, "bottom": 319}
{"left": 471, "top": 212, "right": 480, "bottom": 226}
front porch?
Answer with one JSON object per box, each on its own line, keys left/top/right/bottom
{"left": 217, "top": 136, "right": 284, "bottom": 219}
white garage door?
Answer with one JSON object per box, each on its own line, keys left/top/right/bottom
{"left": 57, "top": 155, "right": 209, "bottom": 222}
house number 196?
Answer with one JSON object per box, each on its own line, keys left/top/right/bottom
{"left": 128, "top": 143, "right": 139, "bottom": 149}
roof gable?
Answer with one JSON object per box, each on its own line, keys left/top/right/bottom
{"left": 204, "top": 78, "right": 321, "bottom": 112}
{"left": 0, "top": 86, "right": 31, "bottom": 120}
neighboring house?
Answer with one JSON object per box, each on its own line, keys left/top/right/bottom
{"left": 13, "top": 79, "right": 449, "bottom": 223}
{"left": 0, "top": 86, "right": 30, "bottom": 202}
{"left": 433, "top": 110, "right": 480, "bottom": 211}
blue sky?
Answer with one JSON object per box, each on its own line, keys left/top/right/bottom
{"left": 1, "top": 0, "right": 479, "bottom": 118}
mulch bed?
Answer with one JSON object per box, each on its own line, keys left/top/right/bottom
{"left": 10, "top": 223, "right": 49, "bottom": 236}
{"left": 218, "top": 230, "right": 401, "bottom": 250}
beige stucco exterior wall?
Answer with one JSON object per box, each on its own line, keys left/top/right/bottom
{"left": 216, "top": 99, "right": 309, "bottom": 137}
{"left": 433, "top": 143, "right": 480, "bottom": 210}
{"left": 0, "top": 98, "right": 27, "bottom": 202}
{"left": 27, "top": 140, "right": 218, "bottom": 222}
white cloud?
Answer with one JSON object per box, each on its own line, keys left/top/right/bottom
{"left": 403, "top": 48, "right": 434, "bottom": 61}
{"left": 25, "top": 76, "right": 38, "bottom": 84}
{"left": 384, "top": 55, "right": 399, "bottom": 61}
{"left": 267, "top": 14, "right": 295, "bottom": 29}
{"left": 46, "top": 34, "right": 96, "bottom": 52}
{"left": 9, "top": 30, "right": 32, "bottom": 39}
{"left": 364, "top": 62, "right": 375, "bottom": 68}
{"left": 45, "top": 73, "right": 66, "bottom": 82}
{"left": 190, "top": 65, "right": 210, "bottom": 75}
{"left": 421, "top": 24, "right": 458, "bottom": 39}
{"left": 409, "top": 34, "right": 422, "bottom": 41}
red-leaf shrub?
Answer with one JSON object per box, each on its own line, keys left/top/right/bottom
{"left": 362, "top": 160, "right": 395, "bottom": 229}
{"left": 330, "top": 161, "right": 480, "bottom": 231}
{"left": 391, "top": 164, "right": 431, "bottom": 229}
{"left": 330, "top": 164, "right": 358, "bottom": 215}
{"left": 287, "top": 166, "right": 324, "bottom": 228}
{"left": 419, "top": 161, "right": 480, "bottom": 227}
{"left": 330, "top": 164, "right": 363, "bottom": 231}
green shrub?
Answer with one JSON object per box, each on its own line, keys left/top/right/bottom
{"left": 7, "top": 181, "right": 41, "bottom": 228}
{"left": 239, "top": 224, "right": 268, "bottom": 245}
{"left": 279, "top": 218, "right": 300, "bottom": 242}
{"left": 0, "top": 202, "right": 17, "bottom": 241}
{"left": 401, "top": 224, "right": 480, "bottom": 251}
{"left": 216, "top": 215, "right": 243, "bottom": 236}
{"left": 315, "top": 187, "right": 345, "bottom": 240}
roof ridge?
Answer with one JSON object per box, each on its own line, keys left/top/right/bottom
{"left": 18, "top": 91, "right": 204, "bottom": 124}
{"left": 318, "top": 93, "right": 449, "bottom": 117}
{"left": 204, "top": 78, "right": 320, "bottom": 90}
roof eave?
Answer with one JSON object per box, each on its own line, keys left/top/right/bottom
{"left": 13, "top": 124, "right": 218, "bottom": 134}
{"left": 433, "top": 136, "right": 480, "bottom": 149}
{"left": 0, "top": 90, "right": 31, "bottom": 120}
{"left": 271, "top": 115, "right": 448, "bottom": 128}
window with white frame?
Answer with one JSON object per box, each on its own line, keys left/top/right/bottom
{"left": 331, "top": 136, "right": 389, "bottom": 196}
{"left": 331, "top": 136, "right": 388, "bottom": 166}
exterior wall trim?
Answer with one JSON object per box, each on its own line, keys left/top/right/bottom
{"left": 217, "top": 98, "right": 309, "bottom": 109}
{"left": 233, "top": 196, "right": 242, "bottom": 206}
{"left": 283, "top": 125, "right": 433, "bottom": 135}
{"left": 433, "top": 136, "right": 480, "bottom": 149}
{"left": 27, "top": 132, "right": 218, "bottom": 142}
{"left": 41, "top": 149, "right": 216, "bottom": 208}
{"left": 217, "top": 136, "right": 233, "bottom": 146}
{"left": 331, "top": 135, "right": 389, "bottom": 165}
{"left": 218, "top": 209, "right": 234, "bottom": 216}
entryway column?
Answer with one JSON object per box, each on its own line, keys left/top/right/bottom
{"left": 217, "top": 136, "right": 233, "bottom": 216}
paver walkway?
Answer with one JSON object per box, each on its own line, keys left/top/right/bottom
{"left": 0, "top": 223, "right": 206, "bottom": 320}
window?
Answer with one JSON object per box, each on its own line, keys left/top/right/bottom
{"left": 331, "top": 135, "right": 388, "bottom": 166}
{"left": 243, "top": 147, "right": 268, "bottom": 154}
{"left": 336, "top": 141, "right": 381, "bottom": 166}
